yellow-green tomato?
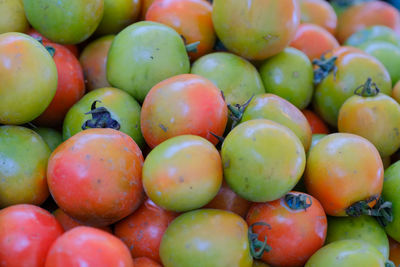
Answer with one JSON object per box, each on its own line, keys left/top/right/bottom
{"left": 0, "top": 0, "right": 29, "bottom": 34}
{"left": 34, "top": 127, "right": 63, "bottom": 151}
{"left": 382, "top": 161, "right": 400, "bottom": 242}
{"left": 160, "top": 209, "right": 253, "bottom": 267}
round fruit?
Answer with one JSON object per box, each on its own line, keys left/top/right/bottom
{"left": 0, "top": 0, "right": 29, "bottom": 34}
{"left": 393, "top": 80, "right": 400, "bottom": 104}
{"left": 34, "top": 127, "right": 63, "bottom": 151}
{"left": 382, "top": 161, "right": 400, "bottom": 242}
{"left": 302, "top": 110, "right": 329, "bottom": 134}
{"left": 389, "top": 238, "right": 400, "bottom": 266}
{"left": 133, "top": 257, "right": 162, "bottom": 267}
{"left": 345, "top": 25, "right": 400, "bottom": 48}
{"left": 299, "top": 0, "right": 337, "bottom": 34}
{"left": 53, "top": 209, "right": 112, "bottom": 233}
{"left": 309, "top": 134, "right": 327, "bottom": 153}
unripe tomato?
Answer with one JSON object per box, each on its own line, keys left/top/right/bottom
{"left": 0, "top": 0, "right": 29, "bottom": 34}
{"left": 302, "top": 110, "right": 329, "bottom": 134}
{"left": 345, "top": 25, "right": 400, "bottom": 48}
{"left": 393, "top": 80, "right": 400, "bottom": 104}
{"left": 382, "top": 161, "right": 400, "bottom": 242}
{"left": 34, "top": 127, "right": 63, "bottom": 151}
{"left": 299, "top": 0, "right": 337, "bottom": 34}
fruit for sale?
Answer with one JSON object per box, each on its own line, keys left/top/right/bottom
{"left": 133, "top": 257, "right": 162, "bottom": 267}
{"left": 34, "top": 127, "right": 63, "bottom": 151}
{"left": 302, "top": 110, "right": 329, "bottom": 134}
{"left": 309, "top": 134, "right": 327, "bottom": 154}
{"left": 389, "top": 238, "right": 400, "bottom": 266}
{"left": 0, "top": 0, "right": 29, "bottom": 34}
{"left": 345, "top": 25, "right": 400, "bottom": 48}
{"left": 299, "top": 0, "right": 337, "bottom": 34}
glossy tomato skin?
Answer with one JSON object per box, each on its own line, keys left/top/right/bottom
{"left": 47, "top": 128, "right": 144, "bottom": 227}
{"left": 0, "top": 32, "right": 57, "bottom": 125}
{"left": 53, "top": 209, "right": 112, "bottom": 233}
{"left": 0, "top": 204, "right": 64, "bottom": 267}
{"left": 302, "top": 110, "right": 329, "bottom": 134}
{"left": 34, "top": 42, "right": 85, "bottom": 127}
{"left": 299, "top": 0, "right": 337, "bottom": 34}
{"left": 160, "top": 209, "right": 253, "bottom": 267}
{"left": 45, "top": 226, "right": 134, "bottom": 267}
{"left": 79, "top": 35, "right": 114, "bottom": 91}
{"left": 107, "top": 21, "right": 190, "bottom": 102}
{"left": 0, "top": 0, "right": 29, "bottom": 34}
{"left": 0, "top": 126, "right": 50, "bottom": 208}
{"left": 34, "top": 127, "right": 63, "bottom": 151}
{"left": 389, "top": 237, "right": 400, "bottom": 266}
{"left": 222, "top": 119, "right": 306, "bottom": 202}
{"left": 241, "top": 94, "right": 312, "bottom": 151}
{"left": 141, "top": 74, "right": 227, "bottom": 148}
{"left": 305, "top": 133, "right": 384, "bottom": 216}
{"left": 114, "top": 199, "right": 178, "bottom": 263}
{"left": 246, "top": 192, "right": 327, "bottom": 267}
{"left": 212, "top": 0, "right": 300, "bottom": 60}
{"left": 345, "top": 25, "right": 400, "bottom": 48}
{"left": 382, "top": 161, "right": 400, "bottom": 242}
{"left": 133, "top": 257, "right": 162, "bottom": 267}
{"left": 23, "top": 0, "right": 104, "bottom": 44}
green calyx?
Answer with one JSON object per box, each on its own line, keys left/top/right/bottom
{"left": 81, "top": 100, "right": 121, "bottom": 131}
{"left": 354, "top": 78, "right": 380, "bottom": 97}
{"left": 248, "top": 222, "right": 272, "bottom": 259}
{"left": 285, "top": 193, "right": 312, "bottom": 211}
{"left": 227, "top": 94, "right": 254, "bottom": 130}
{"left": 313, "top": 55, "right": 338, "bottom": 85}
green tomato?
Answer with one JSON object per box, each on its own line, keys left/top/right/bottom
{"left": 34, "top": 127, "right": 63, "bottom": 151}
{"left": 259, "top": 47, "right": 314, "bottom": 109}
{"left": 345, "top": 25, "right": 400, "bottom": 48}
{"left": 310, "top": 134, "right": 327, "bottom": 151}
{"left": 326, "top": 216, "right": 389, "bottom": 259}
{"left": 0, "top": 0, "right": 29, "bottom": 34}
{"left": 23, "top": 0, "right": 104, "bottom": 44}
{"left": 107, "top": 21, "right": 190, "bottom": 102}
{"left": 160, "top": 209, "right": 253, "bottom": 267}
{"left": 63, "top": 87, "right": 144, "bottom": 148}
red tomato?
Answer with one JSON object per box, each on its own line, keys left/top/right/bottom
{"left": 141, "top": 74, "right": 228, "bottom": 148}
{"left": 133, "top": 257, "right": 162, "bottom": 267}
{"left": 114, "top": 199, "right": 178, "bottom": 263}
{"left": 302, "top": 109, "right": 329, "bottom": 134}
{"left": 47, "top": 128, "right": 144, "bottom": 226}
{"left": 45, "top": 226, "right": 134, "bottom": 267}
{"left": 0, "top": 204, "right": 64, "bottom": 267}
{"left": 390, "top": 237, "right": 400, "bottom": 266}
{"left": 299, "top": 0, "right": 337, "bottom": 34}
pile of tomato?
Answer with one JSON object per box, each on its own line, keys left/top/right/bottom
{"left": 3, "top": 0, "right": 400, "bottom": 266}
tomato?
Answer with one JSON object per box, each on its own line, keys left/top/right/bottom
{"left": 53, "top": 208, "right": 112, "bottom": 233}
{"left": 336, "top": 1, "right": 400, "bottom": 44}
{"left": 79, "top": 35, "right": 114, "bottom": 91}
{"left": 302, "top": 110, "right": 329, "bottom": 134}
{"left": 290, "top": 23, "right": 339, "bottom": 61}
{"left": 34, "top": 42, "right": 85, "bottom": 127}
{"left": 95, "top": 0, "right": 141, "bottom": 35}
{"left": 338, "top": 84, "right": 400, "bottom": 157}
{"left": 241, "top": 94, "right": 312, "bottom": 151}
{"left": 383, "top": 156, "right": 392, "bottom": 169}
{"left": 62, "top": 87, "right": 144, "bottom": 148}
{"left": 246, "top": 192, "right": 327, "bottom": 267}
{"left": 45, "top": 226, "right": 134, "bottom": 267}
{"left": 23, "top": 0, "right": 104, "bottom": 44}
{"left": 212, "top": 0, "right": 300, "bottom": 60}
{"left": 389, "top": 237, "right": 400, "bottom": 266}
{"left": 107, "top": 21, "right": 190, "bottom": 102}
{"left": 0, "top": 0, "right": 29, "bottom": 34}
{"left": 133, "top": 257, "right": 162, "bottom": 267}
{"left": 305, "top": 240, "right": 387, "bottom": 267}
{"left": 222, "top": 119, "right": 306, "bottom": 202}
{"left": 393, "top": 80, "right": 400, "bottom": 104}
{"left": 141, "top": 0, "right": 156, "bottom": 19}
{"left": 0, "top": 33, "right": 57, "bottom": 125}
{"left": 34, "top": 127, "right": 63, "bottom": 151}
{"left": 141, "top": 74, "right": 227, "bottom": 148}
{"left": 47, "top": 128, "right": 144, "bottom": 226}
{"left": 309, "top": 134, "right": 327, "bottom": 153}
{"left": 191, "top": 52, "right": 265, "bottom": 107}
{"left": 0, "top": 204, "right": 63, "bottom": 267}
{"left": 160, "top": 209, "right": 253, "bottom": 267}
{"left": 299, "top": 0, "right": 337, "bottom": 34}
{"left": 259, "top": 47, "right": 313, "bottom": 109}
{"left": 114, "top": 199, "right": 178, "bottom": 263}
{"left": 305, "top": 133, "right": 384, "bottom": 216}
{"left": 253, "top": 261, "right": 270, "bottom": 267}
{"left": 0, "top": 126, "right": 50, "bottom": 208}
{"left": 313, "top": 47, "right": 391, "bottom": 127}
{"left": 326, "top": 215, "right": 389, "bottom": 259}
{"left": 204, "top": 180, "right": 251, "bottom": 218}
{"left": 345, "top": 25, "right": 400, "bottom": 48}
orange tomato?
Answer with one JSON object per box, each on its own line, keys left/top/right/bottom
{"left": 299, "top": 0, "right": 337, "bottom": 34}
{"left": 389, "top": 237, "right": 400, "bottom": 266}
{"left": 302, "top": 109, "right": 329, "bottom": 134}
{"left": 392, "top": 80, "right": 400, "bottom": 104}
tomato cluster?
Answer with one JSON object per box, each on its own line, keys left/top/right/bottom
{"left": 2, "top": 0, "right": 400, "bottom": 266}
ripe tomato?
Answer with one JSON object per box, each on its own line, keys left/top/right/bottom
{"left": 345, "top": 25, "right": 400, "bottom": 48}
{"left": 133, "top": 257, "right": 162, "bottom": 267}
{"left": 382, "top": 161, "right": 400, "bottom": 242}
{"left": 299, "top": 0, "right": 337, "bottom": 34}
{"left": 0, "top": 126, "right": 50, "bottom": 208}
{"left": 79, "top": 35, "right": 114, "bottom": 91}
{"left": 389, "top": 237, "right": 400, "bottom": 266}
{"left": 241, "top": 94, "right": 312, "bottom": 151}
{"left": 336, "top": 1, "right": 400, "bottom": 44}
{"left": 23, "top": 0, "right": 104, "bottom": 44}
{"left": 114, "top": 199, "right": 178, "bottom": 263}
{"left": 302, "top": 110, "right": 329, "bottom": 134}
{"left": 34, "top": 127, "right": 63, "bottom": 151}
{"left": 141, "top": 74, "right": 227, "bottom": 148}
{"left": 0, "top": 32, "right": 57, "bottom": 125}
{"left": 222, "top": 119, "right": 306, "bottom": 202}
{"left": 305, "top": 133, "right": 384, "bottom": 216}
{"left": 0, "top": 204, "right": 63, "bottom": 267}
{"left": 246, "top": 192, "right": 327, "bottom": 267}
{"left": 107, "top": 21, "right": 190, "bottom": 102}
{"left": 47, "top": 128, "right": 144, "bottom": 226}
{"left": 45, "top": 226, "right": 134, "bottom": 267}
{"left": 212, "top": 0, "right": 300, "bottom": 60}
{"left": 160, "top": 209, "right": 253, "bottom": 267}
{"left": 290, "top": 23, "right": 339, "bottom": 61}
{"left": 146, "top": 0, "right": 215, "bottom": 60}
{"left": 259, "top": 47, "right": 313, "bottom": 109}
{"left": 0, "top": 0, "right": 28, "bottom": 34}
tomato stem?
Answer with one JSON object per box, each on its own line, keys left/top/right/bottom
{"left": 284, "top": 193, "right": 312, "bottom": 211}
{"left": 354, "top": 78, "right": 380, "bottom": 97}
{"left": 185, "top": 41, "right": 200, "bottom": 53}
{"left": 81, "top": 100, "right": 121, "bottom": 131}
{"left": 312, "top": 55, "right": 338, "bottom": 85}
{"left": 248, "top": 222, "right": 272, "bottom": 259}
{"left": 228, "top": 95, "right": 254, "bottom": 130}
{"left": 385, "top": 260, "right": 396, "bottom": 267}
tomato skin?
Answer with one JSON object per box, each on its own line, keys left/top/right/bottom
{"left": 0, "top": 0, "right": 29, "bottom": 34}
{"left": 141, "top": 74, "right": 228, "bottom": 148}
{"left": 133, "top": 257, "right": 162, "bottom": 267}
{"left": 212, "top": 0, "right": 300, "bottom": 60}
{"left": 79, "top": 35, "right": 114, "bottom": 91}
{"left": 393, "top": 80, "right": 400, "bottom": 104}
{"left": 305, "top": 133, "right": 384, "bottom": 216}
{"left": 382, "top": 161, "right": 400, "bottom": 242}
{"left": 0, "top": 126, "right": 50, "bottom": 208}
{"left": 389, "top": 237, "right": 400, "bottom": 266}
{"left": 222, "top": 119, "right": 306, "bottom": 202}
{"left": 246, "top": 192, "right": 327, "bottom": 267}
{"left": 0, "top": 204, "right": 64, "bottom": 267}
{"left": 114, "top": 199, "right": 178, "bottom": 263}
{"left": 47, "top": 128, "right": 144, "bottom": 227}
{"left": 53, "top": 209, "right": 112, "bottom": 233}
{"left": 252, "top": 261, "right": 270, "bottom": 267}
{"left": 345, "top": 25, "right": 400, "bottom": 48}
{"left": 45, "top": 226, "right": 134, "bottom": 267}
{"left": 160, "top": 209, "right": 253, "bottom": 267}
{"left": 299, "top": 0, "right": 337, "bottom": 34}
{"left": 23, "top": 0, "right": 104, "bottom": 44}
{"left": 0, "top": 32, "right": 58, "bottom": 125}
{"left": 302, "top": 110, "right": 329, "bottom": 134}
{"left": 34, "top": 127, "right": 63, "bottom": 152}
{"left": 146, "top": 0, "right": 215, "bottom": 60}
{"left": 141, "top": 0, "right": 156, "bottom": 19}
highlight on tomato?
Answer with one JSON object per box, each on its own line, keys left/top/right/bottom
{"left": 345, "top": 25, "right": 400, "bottom": 48}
